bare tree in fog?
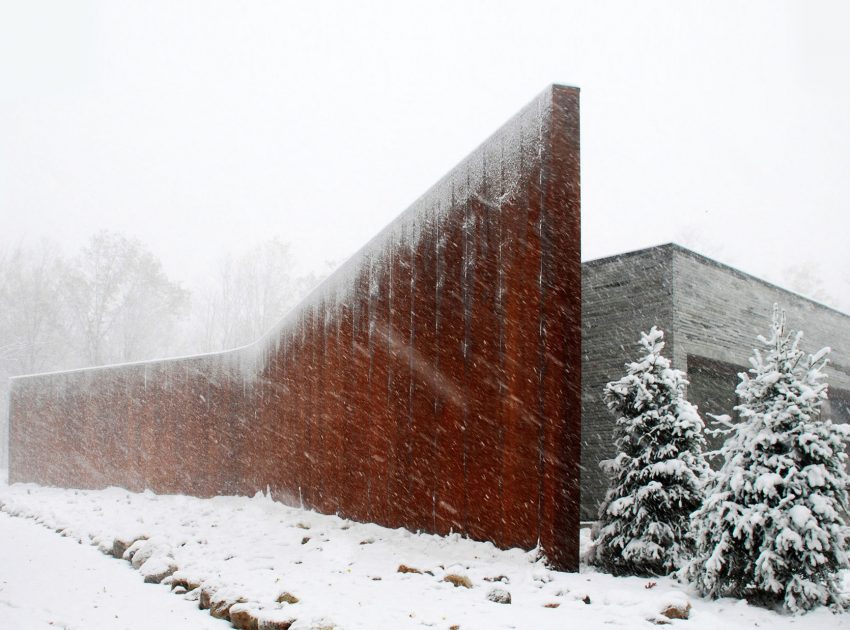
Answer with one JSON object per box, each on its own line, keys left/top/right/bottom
{"left": 192, "top": 238, "right": 322, "bottom": 352}
{"left": 0, "top": 242, "right": 69, "bottom": 376}
{"left": 782, "top": 261, "right": 836, "bottom": 307}
{"left": 0, "top": 232, "right": 321, "bottom": 468}
{"left": 62, "top": 231, "right": 189, "bottom": 365}
{"left": 0, "top": 241, "right": 70, "bottom": 467}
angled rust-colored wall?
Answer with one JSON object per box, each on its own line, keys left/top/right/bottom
{"left": 9, "top": 85, "right": 581, "bottom": 570}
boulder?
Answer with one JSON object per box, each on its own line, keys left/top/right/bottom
{"left": 229, "top": 604, "right": 260, "bottom": 630}
{"left": 130, "top": 540, "right": 160, "bottom": 568}
{"left": 442, "top": 574, "right": 472, "bottom": 588}
{"left": 256, "top": 610, "right": 297, "bottom": 630}
{"left": 199, "top": 586, "right": 216, "bottom": 610}
{"left": 140, "top": 557, "right": 177, "bottom": 584}
{"left": 660, "top": 601, "right": 691, "bottom": 620}
{"left": 277, "top": 592, "right": 299, "bottom": 605}
{"left": 207, "top": 591, "right": 247, "bottom": 621}
{"left": 112, "top": 535, "right": 146, "bottom": 559}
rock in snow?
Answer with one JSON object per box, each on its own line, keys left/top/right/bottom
{"left": 487, "top": 587, "right": 512, "bottom": 604}
{"left": 140, "top": 555, "right": 178, "bottom": 584}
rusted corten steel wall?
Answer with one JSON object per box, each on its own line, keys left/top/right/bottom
{"left": 9, "top": 84, "right": 581, "bottom": 570}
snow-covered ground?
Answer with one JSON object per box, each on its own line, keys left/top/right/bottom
{"left": 1, "top": 481, "right": 848, "bottom": 629}
{"left": 0, "top": 509, "right": 227, "bottom": 629}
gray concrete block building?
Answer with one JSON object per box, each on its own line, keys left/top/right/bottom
{"left": 581, "top": 243, "right": 850, "bottom": 520}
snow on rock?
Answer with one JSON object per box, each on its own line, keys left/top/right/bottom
{"left": 112, "top": 533, "right": 146, "bottom": 559}
{"left": 1, "top": 482, "right": 850, "bottom": 629}
{"left": 656, "top": 590, "right": 692, "bottom": 620}
{"left": 130, "top": 537, "right": 171, "bottom": 569}
{"left": 140, "top": 555, "right": 179, "bottom": 584}
{"left": 486, "top": 587, "right": 512, "bottom": 604}
{"left": 227, "top": 603, "right": 262, "bottom": 629}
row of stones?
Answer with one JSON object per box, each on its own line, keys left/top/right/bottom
{"left": 108, "top": 535, "right": 310, "bottom": 630}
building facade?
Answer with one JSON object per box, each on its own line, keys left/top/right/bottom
{"left": 581, "top": 243, "right": 850, "bottom": 520}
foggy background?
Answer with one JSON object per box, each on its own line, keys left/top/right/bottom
{"left": 2, "top": 1, "right": 850, "bottom": 465}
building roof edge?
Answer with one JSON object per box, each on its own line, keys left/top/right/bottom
{"left": 583, "top": 242, "right": 850, "bottom": 320}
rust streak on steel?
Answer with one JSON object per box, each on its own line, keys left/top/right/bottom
{"left": 8, "top": 85, "right": 582, "bottom": 571}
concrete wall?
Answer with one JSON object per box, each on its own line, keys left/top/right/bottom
{"left": 9, "top": 85, "right": 583, "bottom": 570}
{"left": 671, "top": 246, "right": 850, "bottom": 391}
{"left": 580, "top": 246, "right": 675, "bottom": 520}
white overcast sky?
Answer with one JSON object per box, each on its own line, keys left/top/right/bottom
{"left": 1, "top": 1, "right": 849, "bottom": 309}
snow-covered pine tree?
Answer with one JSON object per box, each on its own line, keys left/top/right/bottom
{"left": 587, "top": 326, "right": 710, "bottom": 576}
{"left": 687, "top": 306, "right": 850, "bottom": 613}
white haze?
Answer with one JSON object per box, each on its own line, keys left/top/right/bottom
{"left": 1, "top": 0, "right": 849, "bottom": 313}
